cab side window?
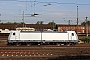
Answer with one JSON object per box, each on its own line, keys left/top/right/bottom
{"left": 13, "top": 33, "right": 15, "bottom": 35}
{"left": 72, "top": 33, "right": 74, "bottom": 36}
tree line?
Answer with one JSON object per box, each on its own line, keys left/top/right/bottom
{"left": 1, "top": 20, "right": 90, "bottom": 29}
{"left": 0, "top": 22, "right": 25, "bottom": 24}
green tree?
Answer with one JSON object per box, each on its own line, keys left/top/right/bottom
{"left": 13, "top": 22, "right": 19, "bottom": 24}
{"left": 0, "top": 22, "right": 3, "bottom": 24}
{"left": 5, "top": 22, "right": 13, "bottom": 24}
{"left": 20, "top": 22, "right": 25, "bottom": 24}
{"left": 48, "top": 21, "right": 57, "bottom": 29}
{"left": 36, "top": 21, "right": 43, "bottom": 24}
{"left": 81, "top": 21, "right": 90, "bottom": 26}
{"left": 80, "top": 37, "right": 90, "bottom": 43}
{"left": 0, "top": 22, "right": 25, "bottom": 24}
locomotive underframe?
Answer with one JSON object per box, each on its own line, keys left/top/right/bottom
{"left": 8, "top": 40, "right": 78, "bottom": 46}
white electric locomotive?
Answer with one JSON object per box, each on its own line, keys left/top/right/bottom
{"left": 7, "top": 30, "right": 78, "bottom": 46}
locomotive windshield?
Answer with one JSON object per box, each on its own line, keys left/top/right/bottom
{"left": 72, "top": 33, "right": 74, "bottom": 36}
{"left": 13, "top": 33, "right": 15, "bottom": 35}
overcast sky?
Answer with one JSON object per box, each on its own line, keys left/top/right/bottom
{"left": 0, "top": 0, "right": 90, "bottom": 24}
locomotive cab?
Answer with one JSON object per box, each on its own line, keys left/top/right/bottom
{"left": 8, "top": 30, "right": 20, "bottom": 45}
{"left": 66, "top": 31, "right": 78, "bottom": 45}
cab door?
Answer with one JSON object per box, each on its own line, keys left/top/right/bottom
{"left": 68, "top": 33, "right": 72, "bottom": 40}
{"left": 15, "top": 31, "right": 20, "bottom": 40}
{"left": 71, "top": 33, "right": 75, "bottom": 40}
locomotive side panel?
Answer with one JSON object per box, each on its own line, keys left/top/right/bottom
{"left": 42, "top": 31, "right": 78, "bottom": 43}
{"left": 20, "top": 33, "right": 41, "bottom": 40}
{"left": 42, "top": 33, "right": 69, "bottom": 41}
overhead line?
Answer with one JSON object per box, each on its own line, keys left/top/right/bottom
{"left": 18, "top": 1, "right": 90, "bottom": 5}
{"left": 0, "top": 0, "right": 17, "bottom": 1}
{"left": 0, "top": 0, "right": 90, "bottom": 5}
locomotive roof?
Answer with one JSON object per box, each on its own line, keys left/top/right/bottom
{"left": 11, "top": 30, "right": 75, "bottom": 33}
{"left": 20, "top": 31, "right": 68, "bottom": 33}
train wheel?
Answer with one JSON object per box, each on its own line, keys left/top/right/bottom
{"left": 7, "top": 43, "right": 11, "bottom": 45}
{"left": 56, "top": 43, "right": 60, "bottom": 46}
{"left": 16, "top": 43, "right": 21, "bottom": 46}
{"left": 66, "top": 43, "right": 72, "bottom": 46}
{"left": 66, "top": 44, "right": 70, "bottom": 46}
{"left": 38, "top": 44, "right": 41, "bottom": 46}
{"left": 27, "top": 43, "right": 31, "bottom": 46}
{"left": 66, "top": 43, "right": 70, "bottom": 46}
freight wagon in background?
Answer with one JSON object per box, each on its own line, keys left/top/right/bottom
{"left": 7, "top": 30, "right": 78, "bottom": 46}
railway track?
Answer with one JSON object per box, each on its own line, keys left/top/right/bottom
{"left": 0, "top": 44, "right": 90, "bottom": 60}
{"left": 0, "top": 46, "right": 90, "bottom": 60}
{"left": 0, "top": 46, "right": 90, "bottom": 50}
